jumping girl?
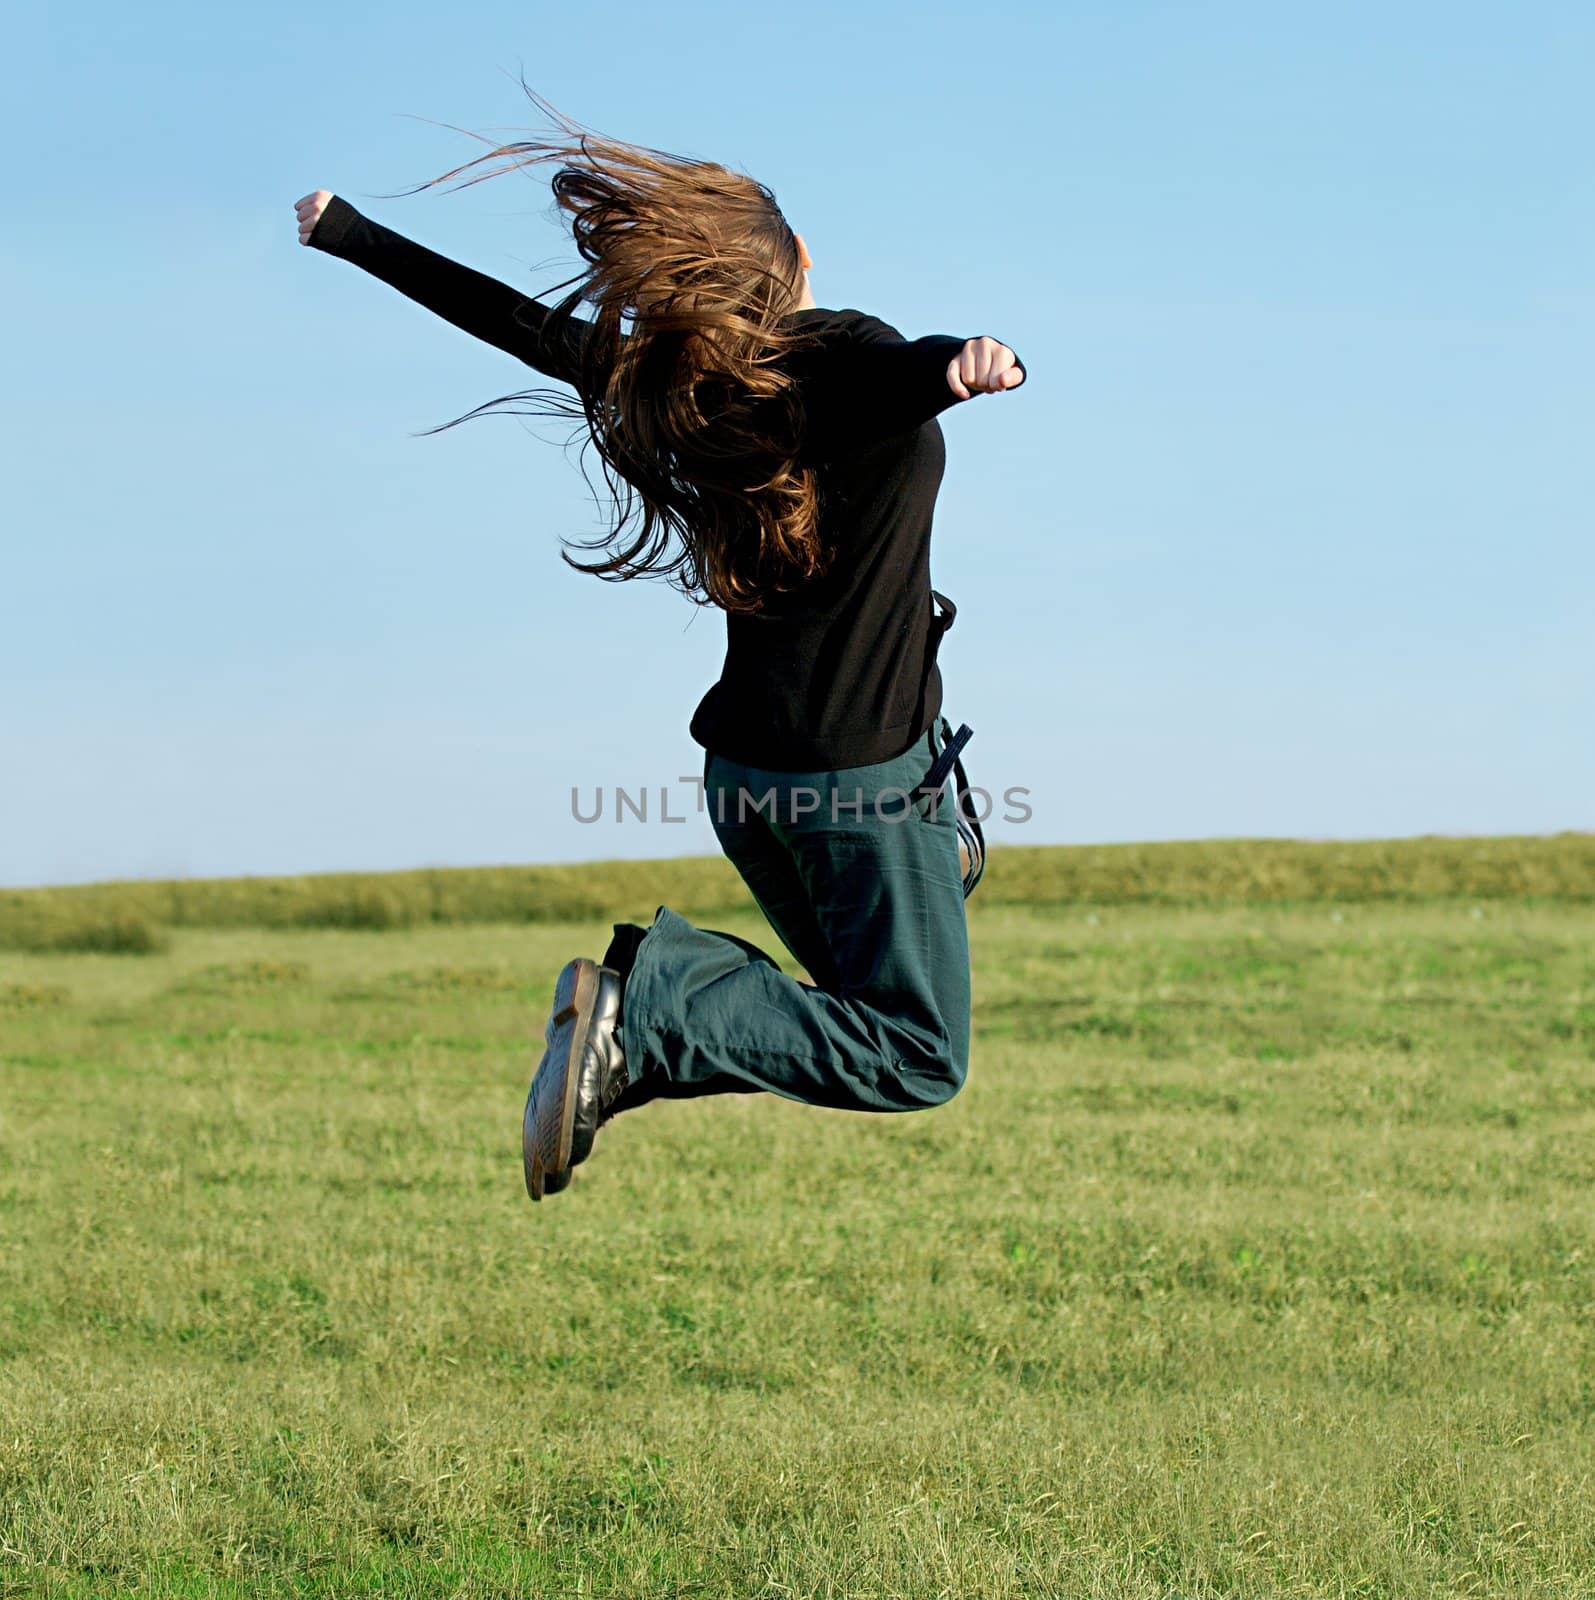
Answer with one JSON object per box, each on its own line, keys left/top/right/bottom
{"left": 294, "top": 90, "right": 1027, "bottom": 1201}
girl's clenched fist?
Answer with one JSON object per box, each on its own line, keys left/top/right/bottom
{"left": 947, "top": 336, "right": 1025, "bottom": 399}
{"left": 294, "top": 190, "right": 334, "bottom": 245}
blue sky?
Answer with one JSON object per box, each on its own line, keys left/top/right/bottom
{"left": 4, "top": 0, "right": 1590, "bottom": 886}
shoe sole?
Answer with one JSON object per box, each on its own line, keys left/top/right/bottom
{"left": 522, "top": 958, "right": 601, "bottom": 1201}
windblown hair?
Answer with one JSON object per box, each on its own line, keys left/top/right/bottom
{"left": 392, "top": 81, "right": 830, "bottom": 613}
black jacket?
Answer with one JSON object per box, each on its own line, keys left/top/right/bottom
{"left": 305, "top": 195, "right": 1025, "bottom": 769}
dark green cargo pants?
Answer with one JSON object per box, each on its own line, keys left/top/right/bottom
{"left": 610, "top": 719, "right": 972, "bottom": 1115}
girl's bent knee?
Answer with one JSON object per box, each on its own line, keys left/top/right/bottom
{"left": 907, "top": 1041, "right": 967, "bottom": 1108}
{"left": 930, "top": 1061, "right": 968, "bottom": 1107}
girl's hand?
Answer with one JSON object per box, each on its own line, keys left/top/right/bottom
{"left": 947, "top": 336, "right": 1025, "bottom": 399}
{"left": 294, "top": 190, "right": 334, "bottom": 245}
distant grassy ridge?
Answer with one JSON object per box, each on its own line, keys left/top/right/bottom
{"left": 1, "top": 833, "right": 1590, "bottom": 954}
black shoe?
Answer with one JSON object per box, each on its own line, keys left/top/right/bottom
{"left": 521, "top": 958, "right": 629, "bottom": 1201}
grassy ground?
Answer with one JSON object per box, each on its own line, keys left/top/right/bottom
{"left": 1, "top": 880, "right": 1592, "bottom": 1596}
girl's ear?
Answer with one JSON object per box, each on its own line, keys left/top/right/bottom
{"left": 793, "top": 232, "right": 814, "bottom": 272}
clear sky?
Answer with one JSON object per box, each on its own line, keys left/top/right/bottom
{"left": 4, "top": 0, "right": 1591, "bottom": 886}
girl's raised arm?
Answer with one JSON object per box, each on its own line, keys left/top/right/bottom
{"left": 295, "top": 190, "right": 595, "bottom": 390}
{"left": 796, "top": 313, "right": 1027, "bottom": 453}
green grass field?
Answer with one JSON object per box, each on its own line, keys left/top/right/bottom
{"left": 2, "top": 841, "right": 1592, "bottom": 1597}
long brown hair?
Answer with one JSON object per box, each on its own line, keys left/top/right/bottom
{"left": 390, "top": 80, "right": 829, "bottom": 613}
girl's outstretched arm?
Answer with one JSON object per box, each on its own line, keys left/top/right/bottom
{"left": 295, "top": 190, "right": 594, "bottom": 389}
{"left": 797, "top": 313, "right": 1027, "bottom": 454}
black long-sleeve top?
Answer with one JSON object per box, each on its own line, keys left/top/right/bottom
{"left": 304, "top": 193, "right": 1025, "bottom": 770}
